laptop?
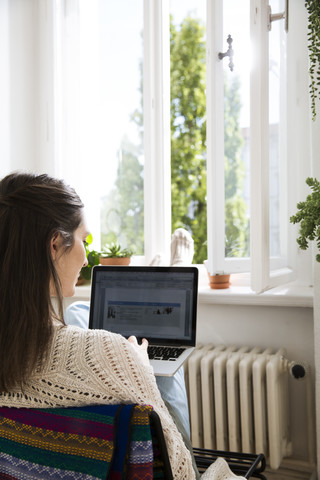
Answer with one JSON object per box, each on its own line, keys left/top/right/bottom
{"left": 89, "top": 265, "right": 198, "bottom": 376}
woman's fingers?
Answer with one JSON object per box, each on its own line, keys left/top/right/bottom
{"left": 128, "top": 335, "right": 138, "bottom": 345}
{"left": 141, "top": 338, "right": 149, "bottom": 349}
{"left": 128, "top": 336, "right": 148, "bottom": 347}
{"left": 127, "top": 336, "right": 150, "bottom": 366}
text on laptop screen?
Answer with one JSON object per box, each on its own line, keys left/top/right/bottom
{"left": 89, "top": 267, "right": 198, "bottom": 346}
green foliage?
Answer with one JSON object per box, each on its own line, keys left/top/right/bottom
{"left": 170, "top": 15, "right": 207, "bottom": 263}
{"left": 100, "top": 242, "right": 134, "bottom": 258}
{"left": 305, "top": 0, "right": 320, "bottom": 120}
{"left": 290, "top": 177, "right": 320, "bottom": 261}
{"left": 80, "top": 233, "right": 100, "bottom": 281}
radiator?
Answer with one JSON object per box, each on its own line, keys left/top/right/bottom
{"left": 184, "top": 345, "right": 310, "bottom": 470}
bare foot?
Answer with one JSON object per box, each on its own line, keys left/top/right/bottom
{"left": 170, "top": 228, "right": 194, "bottom": 265}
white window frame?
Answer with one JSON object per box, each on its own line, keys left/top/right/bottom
{"left": 206, "top": 0, "right": 294, "bottom": 293}
{"left": 206, "top": 0, "right": 230, "bottom": 275}
{"left": 143, "top": 0, "right": 171, "bottom": 265}
{"left": 250, "top": 0, "right": 271, "bottom": 292}
{"left": 250, "top": 0, "right": 293, "bottom": 292}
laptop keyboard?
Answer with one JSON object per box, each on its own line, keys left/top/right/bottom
{"left": 148, "top": 346, "right": 186, "bottom": 361}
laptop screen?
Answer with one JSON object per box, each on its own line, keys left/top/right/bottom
{"left": 89, "top": 266, "right": 198, "bottom": 346}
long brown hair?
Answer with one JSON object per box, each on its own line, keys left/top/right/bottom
{"left": 0, "top": 172, "right": 84, "bottom": 392}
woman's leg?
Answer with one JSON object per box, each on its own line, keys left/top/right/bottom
{"left": 64, "top": 301, "right": 91, "bottom": 329}
{"left": 155, "top": 367, "right": 191, "bottom": 438}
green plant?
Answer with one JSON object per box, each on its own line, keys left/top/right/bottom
{"left": 100, "top": 242, "right": 134, "bottom": 258}
{"left": 290, "top": 177, "right": 320, "bottom": 261}
{"left": 305, "top": 0, "right": 320, "bottom": 120}
{"left": 79, "top": 233, "right": 100, "bottom": 281}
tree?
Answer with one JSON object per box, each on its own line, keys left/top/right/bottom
{"left": 170, "top": 15, "right": 207, "bottom": 263}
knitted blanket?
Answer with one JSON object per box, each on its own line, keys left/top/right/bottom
{"left": 0, "top": 404, "right": 157, "bottom": 480}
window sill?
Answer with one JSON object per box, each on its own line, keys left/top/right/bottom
{"left": 74, "top": 284, "right": 92, "bottom": 299}
{"left": 74, "top": 280, "right": 313, "bottom": 309}
{"left": 73, "top": 263, "right": 313, "bottom": 309}
{"left": 197, "top": 264, "right": 313, "bottom": 307}
{"left": 198, "top": 283, "right": 313, "bottom": 308}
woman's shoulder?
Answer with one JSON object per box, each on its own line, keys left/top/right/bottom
{"left": 50, "top": 324, "right": 127, "bottom": 367}
{"left": 54, "top": 324, "right": 126, "bottom": 350}
{"left": 55, "top": 324, "right": 120, "bottom": 340}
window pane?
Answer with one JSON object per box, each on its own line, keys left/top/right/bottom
{"left": 223, "top": 0, "right": 250, "bottom": 259}
{"left": 169, "top": 0, "right": 207, "bottom": 264}
{"left": 98, "top": 0, "right": 144, "bottom": 254}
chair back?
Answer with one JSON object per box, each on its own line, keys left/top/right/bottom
{"left": 0, "top": 403, "right": 173, "bottom": 479}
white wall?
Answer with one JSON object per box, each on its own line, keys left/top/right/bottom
{"left": 197, "top": 301, "right": 315, "bottom": 463}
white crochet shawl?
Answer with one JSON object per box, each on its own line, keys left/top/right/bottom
{"left": 0, "top": 325, "right": 245, "bottom": 480}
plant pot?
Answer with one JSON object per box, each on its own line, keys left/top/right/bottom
{"left": 207, "top": 273, "right": 231, "bottom": 289}
{"left": 99, "top": 257, "right": 131, "bottom": 266}
{"left": 204, "top": 261, "right": 231, "bottom": 289}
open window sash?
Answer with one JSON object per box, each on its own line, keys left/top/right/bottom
{"left": 206, "top": 0, "right": 293, "bottom": 293}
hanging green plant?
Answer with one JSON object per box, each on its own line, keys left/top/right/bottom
{"left": 290, "top": 177, "right": 320, "bottom": 261}
{"left": 305, "top": 0, "right": 320, "bottom": 120}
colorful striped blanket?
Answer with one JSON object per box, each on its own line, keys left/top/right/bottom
{"left": 0, "top": 404, "right": 163, "bottom": 480}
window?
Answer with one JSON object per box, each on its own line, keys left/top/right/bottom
{"left": 53, "top": 0, "right": 307, "bottom": 293}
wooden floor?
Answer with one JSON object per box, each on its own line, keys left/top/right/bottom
{"left": 262, "top": 465, "right": 315, "bottom": 480}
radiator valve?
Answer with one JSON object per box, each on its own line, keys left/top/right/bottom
{"left": 289, "top": 362, "right": 307, "bottom": 380}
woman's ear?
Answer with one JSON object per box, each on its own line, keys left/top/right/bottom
{"left": 50, "top": 232, "right": 62, "bottom": 261}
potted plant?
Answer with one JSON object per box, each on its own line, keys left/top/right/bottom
{"left": 99, "top": 242, "right": 134, "bottom": 266}
{"left": 203, "top": 260, "right": 231, "bottom": 289}
{"left": 77, "top": 233, "right": 100, "bottom": 285}
{"left": 290, "top": 177, "right": 320, "bottom": 261}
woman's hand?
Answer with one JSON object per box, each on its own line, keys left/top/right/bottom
{"left": 127, "top": 336, "right": 150, "bottom": 366}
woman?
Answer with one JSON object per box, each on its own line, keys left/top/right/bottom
{"left": 0, "top": 171, "right": 245, "bottom": 480}
{"left": 0, "top": 171, "right": 198, "bottom": 479}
